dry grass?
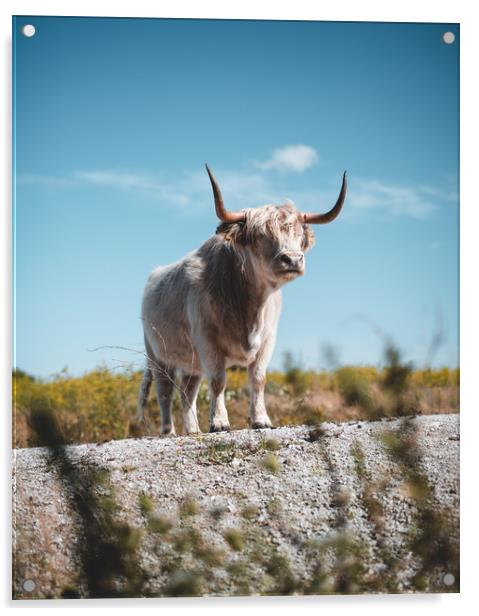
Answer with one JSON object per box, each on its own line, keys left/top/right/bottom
{"left": 12, "top": 364, "right": 459, "bottom": 448}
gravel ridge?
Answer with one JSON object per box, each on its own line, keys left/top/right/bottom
{"left": 12, "top": 413, "right": 459, "bottom": 598}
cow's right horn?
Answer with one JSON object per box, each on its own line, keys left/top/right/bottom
{"left": 206, "top": 164, "right": 246, "bottom": 224}
{"left": 301, "top": 172, "right": 347, "bottom": 224}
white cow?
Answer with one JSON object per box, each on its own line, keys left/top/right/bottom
{"left": 138, "top": 165, "right": 346, "bottom": 434}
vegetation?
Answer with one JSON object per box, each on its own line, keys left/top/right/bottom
{"left": 18, "top": 405, "right": 148, "bottom": 598}
{"left": 13, "top": 362, "right": 459, "bottom": 448}
{"left": 379, "top": 422, "right": 459, "bottom": 592}
{"left": 14, "top": 341, "right": 459, "bottom": 597}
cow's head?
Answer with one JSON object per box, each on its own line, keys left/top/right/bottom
{"left": 206, "top": 164, "right": 347, "bottom": 288}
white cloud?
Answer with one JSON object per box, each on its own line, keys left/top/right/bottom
{"left": 348, "top": 179, "right": 439, "bottom": 220}
{"left": 17, "top": 164, "right": 455, "bottom": 221}
{"left": 15, "top": 173, "right": 78, "bottom": 188}
{"left": 73, "top": 170, "right": 191, "bottom": 206}
{"left": 255, "top": 145, "right": 319, "bottom": 174}
{"left": 76, "top": 171, "right": 156, "bottom": 190}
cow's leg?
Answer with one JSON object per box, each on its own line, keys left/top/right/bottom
{"left": 152, "top": 361, "right": 176, "bottom": 435}
{"left": 207, "top": 369, "right": 230, "bottom": 432}
{"left": 193, "top": 334, "right": 230, "bottom": 432}
{"left": 248, "top": 361, "right": 273, "bottom": 429}
{"left": 180, "top": 373, "right": 202, "bottom": 434}
{"left": 248, "top": 323, "right": 278, "bottom": 429}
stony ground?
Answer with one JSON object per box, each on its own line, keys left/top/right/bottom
{"left": 12, "top": 413, "right": 459, "bottom": 599}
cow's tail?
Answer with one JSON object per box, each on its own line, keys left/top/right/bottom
{"left": 137, "top": 366, "right": 153, "bottom": 430}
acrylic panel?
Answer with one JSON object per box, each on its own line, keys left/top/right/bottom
{"left": 12, "top": 16, "right": 459, "bottom": 599}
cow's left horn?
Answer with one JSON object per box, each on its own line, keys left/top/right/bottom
{"left": 205, "top": 164, "right": 246, "bottom": 224}
{"left": 302, "top": 172, "right": 347, "bottom": 224}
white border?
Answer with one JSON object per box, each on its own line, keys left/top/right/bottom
{"left": 2, "top": 1, "right": 477, "bottom": 614}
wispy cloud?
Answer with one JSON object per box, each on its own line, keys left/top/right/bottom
{"left": 16, "top": 173, "right": 79, "bottom": 188}
{"left": 254, "top": 145, "right": 319, "bottom": 173}
{"left": 16, "top": 151, "right": 456, "bottom": 221}
{"left": 16, "top": 167, "right": 285, "bottom": 211}
{"left": 73, "top": 171, "right": 190, "bottom": 206}
{"left": 184, "top": 168, "right": 282, "bottom": 210}
{"left": 76, "top": 170, "right": 157, "bottom": 190}
{"left": 16, "top": 170, "right": 192, "bottom": 206}
{"left": 348, "top": 179, "right": 440, "bottom": 220}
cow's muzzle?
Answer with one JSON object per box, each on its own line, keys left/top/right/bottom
{"left": 277, "top": 252, "right": 304, "bottom": 274}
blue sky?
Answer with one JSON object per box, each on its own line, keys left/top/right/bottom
{"left": 13, "top": 17, "right": 459, "bottom": 378}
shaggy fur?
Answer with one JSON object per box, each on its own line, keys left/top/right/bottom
{"left": 138, "top": 202, "right": 315, "bottom": 434}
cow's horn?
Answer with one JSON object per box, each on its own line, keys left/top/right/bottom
{"left": 302, "top": 172, "right": 347, "bottom": 224}
{"left": 205, "top": 164, "right": 246, "bottom": 224}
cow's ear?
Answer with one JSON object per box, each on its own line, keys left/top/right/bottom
{"left": 217, "top": 221, "right": 248, "bottom": 245}
{"left": 301, "top": 225, "right": 315, "bottom": 251}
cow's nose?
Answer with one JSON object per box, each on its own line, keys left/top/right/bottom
{"left": 279, "top": 252, "right": 304, "bottom": 268}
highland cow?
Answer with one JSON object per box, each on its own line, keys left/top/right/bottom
{"left": 138, "top": 165, "right": 346, "bottom": 434}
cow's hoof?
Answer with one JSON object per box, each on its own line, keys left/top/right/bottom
{"left": 252, "top": 422, "right": 274, "bottom": 430}
{"left": 161, "top": 425, "right": 176, "bottom": 436}
{"left": 209, "top": 425, "right": 231, "bottom": 433}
